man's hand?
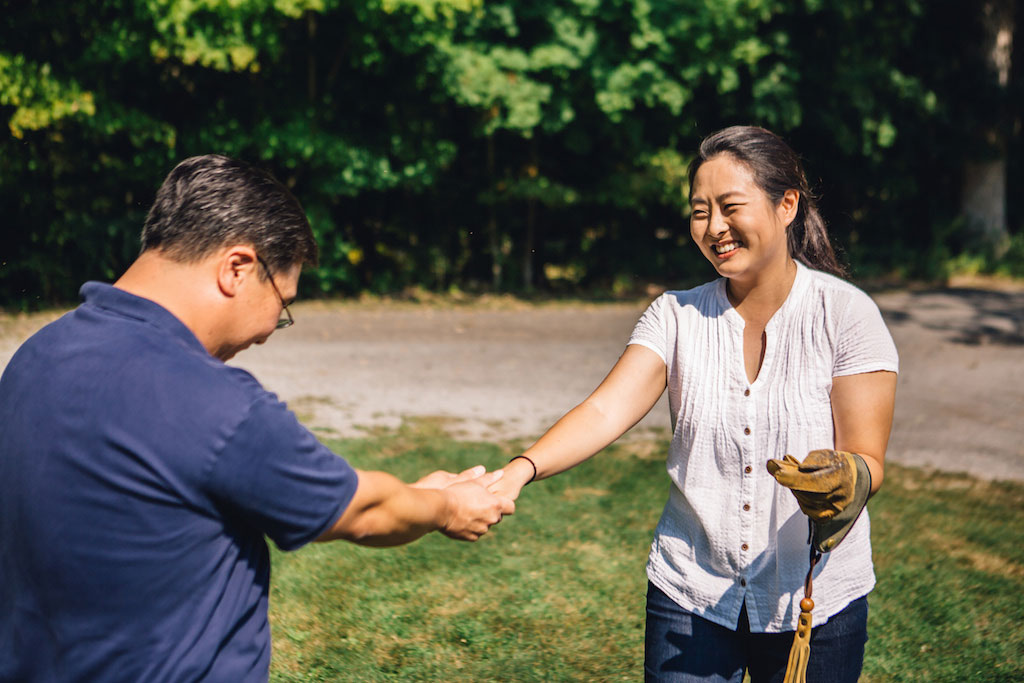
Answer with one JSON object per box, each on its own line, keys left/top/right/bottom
{"left": 317, "top": 468, "right": 512, "bottom": 546}
{"left": 766, "top": 449, "right": 867, "bottom": 521}
{"left": 441, "top": 473, "right": 515, "bottom": 541}
{"left": 412, "top": 466, "right": 516, "bottom": 541}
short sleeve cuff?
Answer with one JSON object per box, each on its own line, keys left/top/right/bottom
{"left": 205, "top": 394, "right": 360, "bottom": 552}
{"left": 627, "top": 338, "right": 668, "bottom": 365}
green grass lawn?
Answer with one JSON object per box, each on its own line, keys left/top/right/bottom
{"left": 268, "top": 420, "right": 1024, "bottom": 682}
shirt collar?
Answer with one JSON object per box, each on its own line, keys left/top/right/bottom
{"left": 715, "top": 259, "right": 809, "bottom": 328}
{"left": 79, "top": 282, "right": 210, "bottom": 356}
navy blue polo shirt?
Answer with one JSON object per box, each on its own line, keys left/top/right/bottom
{"left": 0, "top": 283, "right": 358, "bottom": 682}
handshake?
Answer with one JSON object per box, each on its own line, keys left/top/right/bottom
{"left": 409, "top": 456, "right": 537, "bottom": 543}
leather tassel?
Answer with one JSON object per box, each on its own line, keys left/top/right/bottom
{"left": 783, "top": 539, "right": 822, "bottom": 683}
{"left": 782, "top": 597, "right": 814, "bottom": 683}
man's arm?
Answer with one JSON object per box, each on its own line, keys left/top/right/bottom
{"left": 316, "top": 469, "right": 514, "bottom": 546}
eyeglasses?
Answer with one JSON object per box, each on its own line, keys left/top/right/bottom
{"left": 256, "top": 255, "right": 294, "bottom": 329}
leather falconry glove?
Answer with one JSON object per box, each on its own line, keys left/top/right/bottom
{"left": 766, "top": 449, "right": 872, "bottom": 553}
{"left": 766, "top": 449, "right": 873, "bottom": 683}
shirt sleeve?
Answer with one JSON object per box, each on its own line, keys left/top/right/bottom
{"left": 628, "top": 294, "right": 669, "bottom": 364}
{"left": 833, "top": 290, "right": 900, "bottom": 377}
{"left": 204, "top": 393, "right": 358, "bottom": 551}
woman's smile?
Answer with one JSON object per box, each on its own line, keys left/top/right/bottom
{"left": 712, "top": 240, "right": 743, "bottom": 258}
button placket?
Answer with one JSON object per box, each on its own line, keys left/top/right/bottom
{"left": 738, "top": 383, "right": 757, "bottom": 585}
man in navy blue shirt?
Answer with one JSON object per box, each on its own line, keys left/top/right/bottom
{"left": 0, "top": 155, "right": 514, "bottom": 681}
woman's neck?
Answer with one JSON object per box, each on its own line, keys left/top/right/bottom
{"left": 726, "top": 257, "right": 798, "bottom": 324}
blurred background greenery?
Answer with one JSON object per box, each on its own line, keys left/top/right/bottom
{"left": 1, "top": 0, "right": 1020, "bottom": 309}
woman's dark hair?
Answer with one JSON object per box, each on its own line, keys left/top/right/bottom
{"left": 141, "top": 154, "right": 318, "bottom": 277}
{"left": 687, "top": 126, "right": 846, "bottom": 278}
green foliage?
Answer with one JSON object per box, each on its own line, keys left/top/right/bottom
{"left": 266, "top": 423, "right": 1024, "bottom": 681}
{"left": 1, "top": 0, "right": 1020, "bottom": 307}
{"left": 0, "top": 54, "right": 96, "bottom": 137}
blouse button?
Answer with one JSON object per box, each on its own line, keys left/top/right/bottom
{"left": 744, "top": 427, "right": 751, "bottom": 435}
{"left": 741, "top": 543, "right": 749, "bottom": 551}
{"left": 744, "top": 389, "right": 750, "bottom": 396}
{"left": 744, "top": 465, "right": 753, "bottom": 474}
{"left": 743, "top": 504, "right": 751, "bottom": 511}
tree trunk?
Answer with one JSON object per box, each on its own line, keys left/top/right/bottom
{"left": 523, "top": 195, "right": 536, "bottom": 291}
{"left": 307, "top": 11, "right": 317, "bottom": 103}
{"left": 961, "top": 0, "right": 1014, "bottom": 251}
{"left": 522, "top": 137, "right": 540, "bottom": 291}
{"left": 962, "top": 159, "right": 1007, "bottom": 245}
{"left": 486, "top": 134, "right": 502, "bottom": 289}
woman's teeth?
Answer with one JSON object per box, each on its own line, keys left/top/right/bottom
{"left": 713, "top": 242, "right": 740, "bottom": 254}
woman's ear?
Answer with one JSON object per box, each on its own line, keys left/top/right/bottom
{"left": 216, "top": 246, "right": 259, "bottom": 298}
{"left": 777, "top": 189, "right": 800, "bottom": 228}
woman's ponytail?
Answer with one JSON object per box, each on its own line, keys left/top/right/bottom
{"left": 788, "top": 191, "right": 846, "bottom": 278}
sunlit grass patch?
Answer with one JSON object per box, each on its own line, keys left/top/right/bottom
{"left": 269, "top": 423, "right": 1024, "bottom": 681}
{"left": 864, "top": 466, "right": 1024, "bottom": 682}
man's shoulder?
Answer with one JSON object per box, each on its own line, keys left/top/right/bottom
{"left": 137, "top": 343, "right": 269, "bottom": 418}
{"left": 8, "top": 297, "right": 270, "bottom": 424}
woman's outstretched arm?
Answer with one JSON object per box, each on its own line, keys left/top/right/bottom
{"left": 490, "top": 344, "right": 667, "bottom": 500}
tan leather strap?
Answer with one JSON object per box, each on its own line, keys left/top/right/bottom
{"left": 783, "top": 536, "right": 823, "bottom": 683}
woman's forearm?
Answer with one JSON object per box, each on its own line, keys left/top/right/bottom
{"left": 498, "top": 344, "right": 668, "bottom": 496}
{"left": 522, "top": 399, "right": 635, "bottom": 480}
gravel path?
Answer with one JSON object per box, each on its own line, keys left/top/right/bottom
{"left": 3, "top": 285, "right": 1022, "bottom": 482}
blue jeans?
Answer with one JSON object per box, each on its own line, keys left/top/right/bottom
{"left": 644, "top": 582, "right": 868, "bottom": 683}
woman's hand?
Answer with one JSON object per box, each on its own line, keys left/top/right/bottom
{"left": 486, "top": 458, "right": 537, "bottom": 501}
{"left": 766, "top": 370, "right": 897, "bottom": 553}
{"left": 411, "top": 465, "right": 489, "bottom": 490}
{"left": 766, "top": 449, "right": 869, "bottom": 521}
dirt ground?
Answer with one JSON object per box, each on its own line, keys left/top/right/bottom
{"left": 2, "top": 281, "right": 1022, "bottom": 482}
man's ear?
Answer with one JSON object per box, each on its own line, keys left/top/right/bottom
{"left": 216, "top": 246, "right": 259, "bottom": 298}
{"left": 777, "top": 189, "right": 800, "bottom": 228}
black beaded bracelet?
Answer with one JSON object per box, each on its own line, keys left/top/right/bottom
{"left": 509, "top": 455, "right": 537, "bottom": 483}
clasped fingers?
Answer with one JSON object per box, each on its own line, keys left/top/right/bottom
{"left": 441, "top": 481, "right": 515, "bottom": 541}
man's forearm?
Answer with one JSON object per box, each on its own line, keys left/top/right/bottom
{"left": 317, "top": 470, "right": 448, "bottom": 546}
{"left": 317, "top": 469, "right": 512, "bottom": 545}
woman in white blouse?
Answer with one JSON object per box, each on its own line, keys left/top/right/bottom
{"left": 490, "top": 126, "right": 898, "bottom": 682}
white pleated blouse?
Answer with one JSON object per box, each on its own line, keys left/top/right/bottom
{"left": 628, "top": 261, "right": 898, "bottom": 633}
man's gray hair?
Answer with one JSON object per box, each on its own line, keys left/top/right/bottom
{"left": 141, "top": 154, "right": 318, "bottom": 275}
